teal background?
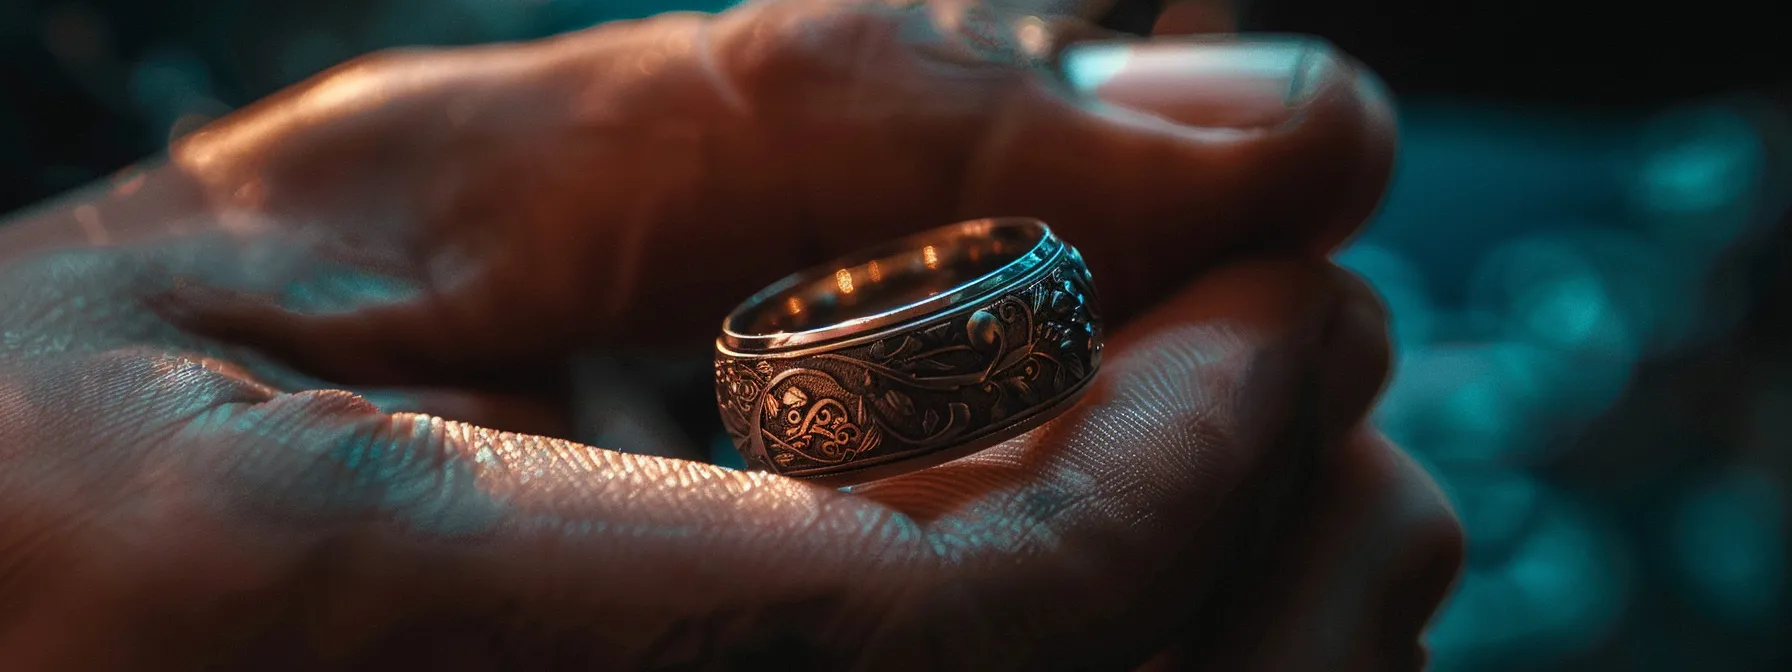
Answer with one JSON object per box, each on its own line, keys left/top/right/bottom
{"left": 2, "top": 1, "right": 1787, "bottom": 668}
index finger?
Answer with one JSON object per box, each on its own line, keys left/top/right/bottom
{"left": 150, "top": 256, "right": 1385, "bottom": 668}
{"left": 840, "top": 258, "right": 1391, "bottom": 666}
{"left": 659, "top": 0, "right": 1394, "bottom": 330}
{"left": 152, "top": 6, "right": 1392, "bottom": 378}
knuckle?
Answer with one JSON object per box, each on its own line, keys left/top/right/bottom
{"left": 286, "top": 46, "right": 440, "bottom": 109}
{"left": 1357, "top": 435, "right": 1465, "bottom": 626}
{"left": 331, "top": 46, "right": 434, "bottom": 78}
{"left": 1405, "top": 482, "right": 1467, "bottom": 589}
{"left": 714, "top": 2, "right": 917, "bottom": 104}
{"left": 1384, "top": 442, "right": 1466, "bottom": 580}
{"left": 298, "top": 419, "right": 450, "bottom": 517}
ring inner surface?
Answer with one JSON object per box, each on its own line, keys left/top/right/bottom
{"left": 735, "top": 222, "right": 1043, "bottom": 338}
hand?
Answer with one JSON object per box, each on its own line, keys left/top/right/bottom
{"left": 0, "top": 0, "right": 1457, "bottom": 669}
{"left": 54, "top": 0, "right": 1389, "bottom": 383}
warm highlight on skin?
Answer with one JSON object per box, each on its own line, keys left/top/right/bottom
{"left": 0, "top": 0, "right": 1452, "bottom": 669}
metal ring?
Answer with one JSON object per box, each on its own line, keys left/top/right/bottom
{"left": 714, "top": 217, "right": 1104, "bottom": 485}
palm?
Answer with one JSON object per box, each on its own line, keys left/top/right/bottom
{"left": 0, "top": 0, "right": 1454, "bottom": 668}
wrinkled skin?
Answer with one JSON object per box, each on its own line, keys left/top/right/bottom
{"left": 0, "top": 0, "right": 1460, "bottom": 669}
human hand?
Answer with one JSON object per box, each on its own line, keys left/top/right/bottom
{"left": 0, "top": 0, "right": 1456, "bottom": 668}
{"left": 88, "top": 0, "right": 1390, "bottom": 382}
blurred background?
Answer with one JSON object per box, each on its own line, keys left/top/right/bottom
{"left": 1, "top": 0, "right": 1787, "bottom": 668}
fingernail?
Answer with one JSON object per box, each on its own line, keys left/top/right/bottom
{"left": 1061, "top": 36, "right": 1337, "bottom": 130}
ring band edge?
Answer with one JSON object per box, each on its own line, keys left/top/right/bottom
{"left": 717, "top": 242, "right": 1070, "bottom": 360}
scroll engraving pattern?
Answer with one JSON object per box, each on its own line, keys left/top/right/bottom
{"left": 716, "top": 256, "right": 1101, "bottom": 477}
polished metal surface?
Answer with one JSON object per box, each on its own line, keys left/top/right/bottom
{"left": 715, "top": 218, "right": 1104, "bottom": 485}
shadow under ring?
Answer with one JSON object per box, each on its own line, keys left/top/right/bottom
{"left": 714, "top": 217, "right": 1105, "bottom": 486}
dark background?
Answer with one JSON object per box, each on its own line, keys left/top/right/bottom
{"left": 3, "top": 1, "right": 1789, "bottom": 669}
{"left": 1251, "top": 0, "right": 1789, "bottom": 106}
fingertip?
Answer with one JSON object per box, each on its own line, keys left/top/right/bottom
{"left": 1104, "top": 258, "right": 1392, "bottom": 479}
{"left": 1369, "top": 435, "right": 1466, "bottom": 670}
{"left": 1089, "top": 257, "right": 1355, "bottom": 490}
{"left": 1064, "top": 35, "right": 1332, "bottom": 132}
{"left": 1305, "top": 57, "right": 1400, "bottom": 251}
{"left": 989, "top": 38, "right": 1396, "bottom": 322}
{"left": 1097, "top": 36, "right": 1395, "bottom": 249}
{"left": 845, "top": 258, "right": 1389, "bottom": 670}
{"left": 1233, "top": 45, "right": 1397, "bottom": 253}
{"left": 1104, "top": 256, "right": 1340, "bottom": 348}
{"left": 1313, "top": 263, "right": 1393, "bottom": 435}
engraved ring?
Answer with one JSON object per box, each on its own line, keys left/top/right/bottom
{"left": 714, "top": 217, "right": 1104, "bottom": 486}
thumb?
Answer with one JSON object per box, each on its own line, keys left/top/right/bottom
{"left": 157, "top": 0, "right": 1394, "bottom": 385}
{"left": 686, "top": 0, "right": 1395, "bottom": 323}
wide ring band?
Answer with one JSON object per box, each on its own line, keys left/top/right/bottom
{"left": 714, "top": 217, "right": 1104, "bottom": 486}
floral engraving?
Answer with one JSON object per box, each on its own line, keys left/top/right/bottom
{"left": 717, "top": 254, "right": 1101, "bottom": 478}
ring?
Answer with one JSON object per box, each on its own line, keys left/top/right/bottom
{"left": 714, "top": 217, "right": 1104, "bottom": 485}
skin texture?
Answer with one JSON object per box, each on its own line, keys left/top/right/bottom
{"left": 0, "top": 0, "right": 1458, "bottom": 669}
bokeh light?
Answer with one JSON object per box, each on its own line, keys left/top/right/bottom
{"left": 1670, "top": 467, "right": 1788, "bottom": 627}
{"left": 0, "top": 2, "right": 1788, "bottom": 669}
{"left": 1355, "top": 98, "right": 1788, "bottom": 668}
{"left": 1427, "top": 486, "right": 1631, "bottom": 670}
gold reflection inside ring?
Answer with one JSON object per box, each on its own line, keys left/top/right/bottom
{"left": 729, "top": 219, "right": 1046, "bottom": 338}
